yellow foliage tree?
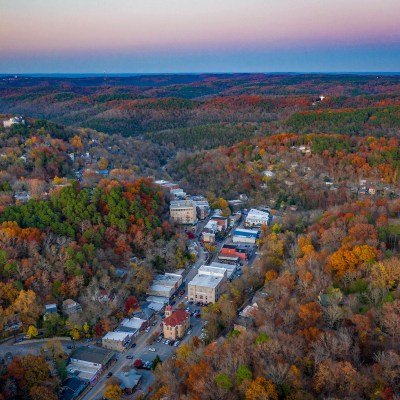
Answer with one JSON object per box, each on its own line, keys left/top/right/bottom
{"left": 245, "top": 377, "right": 278, "bottom": 400}
{"left": 27, "top": 325, "right": 38, "bottom": 339}
{"left": 103, "top": 384, "right": 122, "bottom": 400}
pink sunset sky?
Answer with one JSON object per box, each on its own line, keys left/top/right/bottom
{"left": 1, "top": 0, "right": 399, "bottom": 72}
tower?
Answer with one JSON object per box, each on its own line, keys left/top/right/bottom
{"left": 165, "top": 305, "right": 173, "bottom": 318}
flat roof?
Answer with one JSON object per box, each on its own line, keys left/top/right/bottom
{"left": 103, "top": 331, "right": 131, "bottom": 341}
{"left": 234, "top": 228, "right": 260, "bottom": 237}
{"left": 170, "top": 200, "right": 195, "bottom": 208}
{"left": 70, "top": 346, "right": 115, "bottom": 365}
{"left": 199, "top": 265, "right": 227, "bottom": 277}
{"left": 119, "top": 317, "right": 146, "bottom": 330}
{"left": 246, "top": 209, "right": 270, "bottom": 218}
{"left": 189, "top": 273, "right": 224, "bottom": 289}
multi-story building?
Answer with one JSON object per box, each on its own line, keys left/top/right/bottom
{"left": 102, "top": 331, "right": 132, "bottom": 352}
{"left": 188, "top": 265, "right": 227, "bottom": 304}
{"left": 163, "top": 305, "right": 190, "bottom": 340}
{"left": 245, "top": 209, "right": 271, "bottom": 228}
{"left": 170, "top": 200, "right": 197, "bottom": 225}
{"left": 146, "top": 272, "right": 183, "bottom": 299}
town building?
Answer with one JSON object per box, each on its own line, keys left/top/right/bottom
{"left": 210, "top": 215, "right": 228, "bottom": 231}
{"left": 62, "top": 299, "right": 82, "bottom": 315}
{"left": 192, "top": 198, "right": 210, "bottom": 220}
{"left": 102, "top": 331, "right": 132, "bottom": 352}
{"left": 163, "top": 305, "right": 190, "bottom": 340}
{"left": 146, "top": 271, "right": 183, "bottom": 299}
{"left": 116, "top": 317, "right": 146, "bottom": 336}
{"left": 115, "top": 369, "right": 142, "bottom": 395}
{"left": 210, "top": 262, "right": 238, "bottom": 280}
{"left": 188, "top": 265, "right": 227, "bottom": 304}
{"left": 220, "top": 244, "right": 247, "bottom": 261}
{"left": 201, "top": 220, "right": 219, "bottom": 244}
{"left": 44, "top": 303, "right": 58, "bottom": 320}
{"left": 245, "top": 209, "right": 271, "bottom": 228}
{"left": 170, "top": 200, "right": 197, "bottom": 225}
{"left": 68, "top": 346, "right": 115, "bottom": 382}
{"left": 232, "top": 228, "right": 260, "bottom": 244}
{"left": 60, "top": 377, "right": 87, "bottom": 400}
{"left": 154, "top": 180, "right": 180, "bottom": 191}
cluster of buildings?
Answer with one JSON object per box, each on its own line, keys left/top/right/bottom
{"left": 244, "top": 208, "right": 271, "bottom": 228}
{"left": 63, "top": 346, "right": 142, "bottom": 399}
{"left": 154, "top": 179, "right": 211, "bottom": 228}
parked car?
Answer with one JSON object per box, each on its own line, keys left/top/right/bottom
{"left": 169, "top": 340, "right": 175, "bottom": 346}
{"left": 187, "top": 330, "right": 192, "bottom": 336}
{"left": 145, "top": 327, "right": 150, "bottom": 333}
{"left": 131, "top": 343, "right": 136, "bottom": 348}
{"left": 174, "top": 340, "right": 180, "bottom": 347}
{"left": 126, "top": 355, "right": 133, "bottom": 359}
{"left": 107, "top": 372, "right": 113, "bottom": 378}
{"left": 67, "top": 345, "right": 74, "bottom": 349}
{"left": 149, "top": 347, "right": 156, "bottom": 352}
{"left": 16, "top": 338, "right": 23, "bottom": 343}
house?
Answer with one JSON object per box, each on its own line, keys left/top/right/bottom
{"left": 188, "top": 265, "right": 227, "bottom": 304}
{"left": 170, "top": 200, "right": 197, "bottom": 226}
{"left": 232, "top": 228, "right": 260, "bottom": 244}
{"left": 14, "top": 191, "right": 30, "bottom": 203}
{"left": 245, "top": 209, "right": 271, "bottom": 228}
{"left": 154, "top": 180, "right": 180, "bottom": 191}
{"left": 61, "top": 377, "right": 87, "bottom": 400}
{"left": 92, "top": 289, "right": 113, "bottom": 303}
{"left": 220, "top": 244, "right": 247, "bottom": 261}
{"left": 44, "top": 303, "right": 58, "bottom": 320}
{"left": 115, "top": 369, "right": 142, "bottom": 395}
{"left": 102, "top": 331, "right": 132, "bottom": 352}
{"left": 68, "top": 346, "right": 115, "bottom": 382}
{"left": 163, "top": 305, "right": 190, "bottom": 340}
{"left": 3, "top": 116, "right": 25, "bottom": 128}
{"left": 62, "top": 299, "right": 82, "bottom": 315}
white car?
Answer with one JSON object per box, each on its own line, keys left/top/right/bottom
{"left": 145, "top": 327, "right": 150, "bottom": 333}
{"left": 187, "top": 330, "right": 192, "bottom": 336}
{"left": 148, "top": 347, "right": 156, "bottom": 352}
{"left": 174, "top": 340, "right": 180, "bottom": 347}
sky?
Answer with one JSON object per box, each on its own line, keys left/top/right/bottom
{"left": 1, "top": 0, "right": 399, "bottom": 73}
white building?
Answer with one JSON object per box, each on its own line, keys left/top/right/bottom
{"left": 170, "top": 200, "right": 197, "bottom": 225}
{"left": 188, "top": 265, "right": 227, "bottom": 304}
{"left": 245, "top": 209, "right": 271, "bottom": 228}
{"left": 3, "top": 116, "right": 25, "bottom": 128}
{"left": 232, "top": 228, "right": 260, "bottom": 244}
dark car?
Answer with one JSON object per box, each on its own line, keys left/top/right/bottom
{"left": 126, "top": 355, "right": 133, "bottom": 359}
{"left": 106, "top": 372, "right": 113, "bottom": 378}
{"left": 131, "top": 343, "right": 136, "bottom": 348}
{"left": 171, "top": 301, "right": 176, "bottom": 306}
{"left": 67, "top": 345, "right": 74, "bottom": 349}
{"left": 16, "top": 338, "right": 23, "bottom": 343}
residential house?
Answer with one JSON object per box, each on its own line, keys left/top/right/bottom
{"left": 115, "top": 368, "right": 142, "bottom": 395}
{"left": 62, "top": 299, "right": 82, "bottom": 315}
{"left": 3, "top": 116, "right": 25, "bottom": 128}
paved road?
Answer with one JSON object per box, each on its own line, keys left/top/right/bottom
{"left": 82, "top": 305, "right": 204, "bottom": 400}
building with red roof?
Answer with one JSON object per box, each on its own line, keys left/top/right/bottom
{"left": 163, "top": 306, "right": 190, "bottom": 340}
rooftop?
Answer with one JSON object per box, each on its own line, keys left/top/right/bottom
{"left": 103, "top": 331, "right": 131, "bottom": 342}
{"left": 115, "top": 369, "right": 141, "bottom": 390}
{"left": 198, "top": 265, "right": 227, "bottom": 277}
{"left": 189, "top": 273, "right": 224, "bottom": 289}
{"left": 233, "top": 228, "right": 260, "bottom": 238}
{"left": 170, "top": 200, "right": 195, "bottom": 209}
{"left": 163, "top": 309, "right": 190, "bottom": 327}
{"left": 246, "top": 209, "right": 270, "bottom": 218}
{"left": 119, "top": 317, "right": 146, "bottom": 331}
{"left": 70, "top": 346, "right": 115, "bottom": 365}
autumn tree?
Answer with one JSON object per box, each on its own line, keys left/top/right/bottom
{"left": 245, "top": 377, "right": 278, "bottom": 400}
